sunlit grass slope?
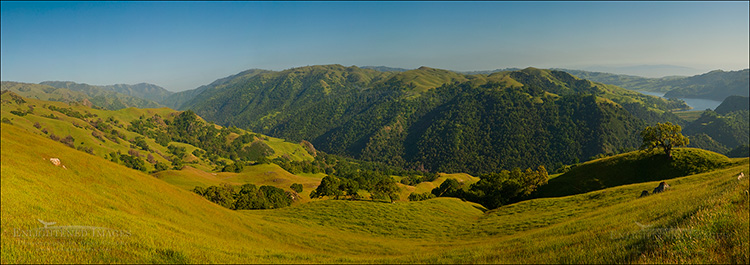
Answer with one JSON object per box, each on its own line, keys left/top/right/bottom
{"left": 0, "top": 92, "right": 313, "bottom": 172}
{"left": 153, "top": 163, "right": 325, "bottom": 202}
{"left": 535, "top": 148, "right": 733, "bottom": 198}
{"left": 2, "top": 122, "right": 747, "bottom": 263}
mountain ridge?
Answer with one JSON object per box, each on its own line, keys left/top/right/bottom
{"left": 177, "top": 64, "right": 687, "bottom": 174}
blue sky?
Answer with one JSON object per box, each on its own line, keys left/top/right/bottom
{"left": 2, "top": 1, "right": 748, "bottom": 92}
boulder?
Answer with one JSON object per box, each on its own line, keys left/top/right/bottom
{"left": 652, "top": 182, "right": 670, "bottom": 194}
{"left": 639, "top": 190, "right": 650, "bottom": 198}
{"left": 50, "top": 158, "right": 61, "bottom": 166}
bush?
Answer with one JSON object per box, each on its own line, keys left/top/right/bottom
{"left": 120, "top": 154, "right": 147, "bottom": 172}
{"left": 408, "top": 192, "right": 435, "bottom": 201}
{"left": 154, "top": 161, "right": 169, "bottom": 172}
{"left": 290, "top": 183, "right": 303, "bottom": 193}
{"left": 60, "top": 135, "right": 75, "bottom": 148}
{"left": 76, "top": 144, "right": 94, "bottom": 154}
{"left": 203, "top": 184, "right": 235, "bottom": 208}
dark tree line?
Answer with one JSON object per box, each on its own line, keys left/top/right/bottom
{"left": 193, "top": 183, "right": 294, "bottom": 210}
{"left": 412, "top": 166, "right": 549, "bottom": 209}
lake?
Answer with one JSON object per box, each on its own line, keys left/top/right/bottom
{"left": 637, "top": 91, "right": 723, "bottom": 111}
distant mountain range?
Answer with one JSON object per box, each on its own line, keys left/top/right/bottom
{"left": 557, "top": 68, "right": 749, "bottom": 101}
{"left": 580, "top": 64, "right": 706, "bottom": 78}
{"left": 361, "top": 66, "right": 412, "bottom": 72}
{"left": 103, "top": 83, "right": 174, "bottom": 103}
{"left": 1, "top": 81, "right": 164, "bottom": 110}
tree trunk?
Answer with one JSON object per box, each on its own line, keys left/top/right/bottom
{"left": 664, "top": 146, "right": 672, "bottom": 159}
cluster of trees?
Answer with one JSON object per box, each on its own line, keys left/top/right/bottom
{"left": 414, "top": 166, "right": 549, "bottom": 209}
{"left": 192, "top": 183, "right": 295, "bottom": 210}
{"left": 106, "top": 149, "right": 168, "bottom": 173}
{"left": 90, "top": 117, "right": 126, "bottom": 144}
{"left": 273, "top": 153, "right": 439, "bottom": 186}
{"left": 46, "top": 105, "right": 96, "bottom": 119}
{"left": 310, "top": 175, "right": 401, "bottom": 202}
{"left": 125, "top": 110, "right": 276, "bottom": 168}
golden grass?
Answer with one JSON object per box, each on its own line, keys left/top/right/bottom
{"left": 2, "top": 117, "right": 748, "bottom": 263}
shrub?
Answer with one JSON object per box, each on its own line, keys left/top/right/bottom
{"left": 154, "top": 161, "right": 169, "bottom": 172}
{"left": 408, "top": 192, "right": 436, "bottom": 201}
{"left": 76, "top": 144, "right": 94, "bottom": 154}
{"left": 290, "top": 183, "right": 304, "bottom": 193}
{"left": 128, "top": 149, "right": 141, "bottom": 158}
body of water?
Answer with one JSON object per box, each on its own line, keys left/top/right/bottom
{"left": 637, "top": 90, "right": 723, "bottom": 111}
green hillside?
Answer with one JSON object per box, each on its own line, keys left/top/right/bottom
{"left": 0, "top": 91, "right": 313, "bottom": 174}
{"left": 2, "top": 122, "right": 748, "bottom": 263}
{"left": 160, "top": 69, "right": 272, "bottom": 110}
{"left": 534, "top": 148, "right": 732, "bottom": 198}
{"left": 684, "top": 109, "right": 749, "bottom": 151}
{"left": 714, "top": 95, "right": 750, "bottom": 115}
{"left": 663, "top": 69, "right": 750, "bottom": 101}
{"left": 179, "top": 65, "right": 687, "bottom": 174}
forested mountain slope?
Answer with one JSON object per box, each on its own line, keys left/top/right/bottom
{"left": 180, "top": 65, "right": 687, "bottom": 174}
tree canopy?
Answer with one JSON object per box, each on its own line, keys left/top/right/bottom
{"left": 640, "top": 122, "right": 689, "bottom": 159}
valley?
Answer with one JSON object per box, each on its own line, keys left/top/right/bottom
{"left": 1, "top": 65, "right": 748, "bottom": 263}
{"left": 2, "top": 1, "right": 748, "bottom": 263}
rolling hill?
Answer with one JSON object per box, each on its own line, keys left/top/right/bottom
{"left": 0, "top": 91, "right": 314, "bottom": 174}
{"left": 683, "top": 95, "right": 749, "bottom": 153}
{"left": 534, "top": 148, "right": 733, "bottom": 198}
{"left": 1, "top": 81, "right": 91, "bottom": 104}
{"left": 2, "top": 120, "right": 747, "bottom": 263}
{"left": 559, "top": 68, "right": 750, "bottom": 101}
{"left": 663, "top": 69, "right": 750, "bottom": 101}
{"left": 159, "top": 69, "right": 272, "bottom": 110}
{"left": 0, "top": 92, "right": 457, "bottom": 204}
{"left": 175, "top": 64, "right": 687, "bottom": 174}
{"left": 102, "top": 83, "right": 173, "bottom": 103}
{"left": 1, "top": 81, "right": 164, "bottom": 110}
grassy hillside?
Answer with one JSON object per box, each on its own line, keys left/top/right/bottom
{"left": 0, "top": 91, "right": 314, "bottom": 173}
{"left": 535, "top": 148, "right": 732, "bottom": 198}
{"left": 153, "top": 164, "right": 325, "bottom": 202}
{"left": 2, "top": 122, "right": 748, "bottom": 263}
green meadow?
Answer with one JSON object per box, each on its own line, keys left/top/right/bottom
{"left": 2, "top": 121, "right": 747, "bottom": 263}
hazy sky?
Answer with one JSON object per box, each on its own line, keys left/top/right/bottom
{"left": 2, "top": 1, "right": 748, "bottom": 92}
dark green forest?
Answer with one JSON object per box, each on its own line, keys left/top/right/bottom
{"left": 180, "top": 65, "right": 689, "bottom": 174}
